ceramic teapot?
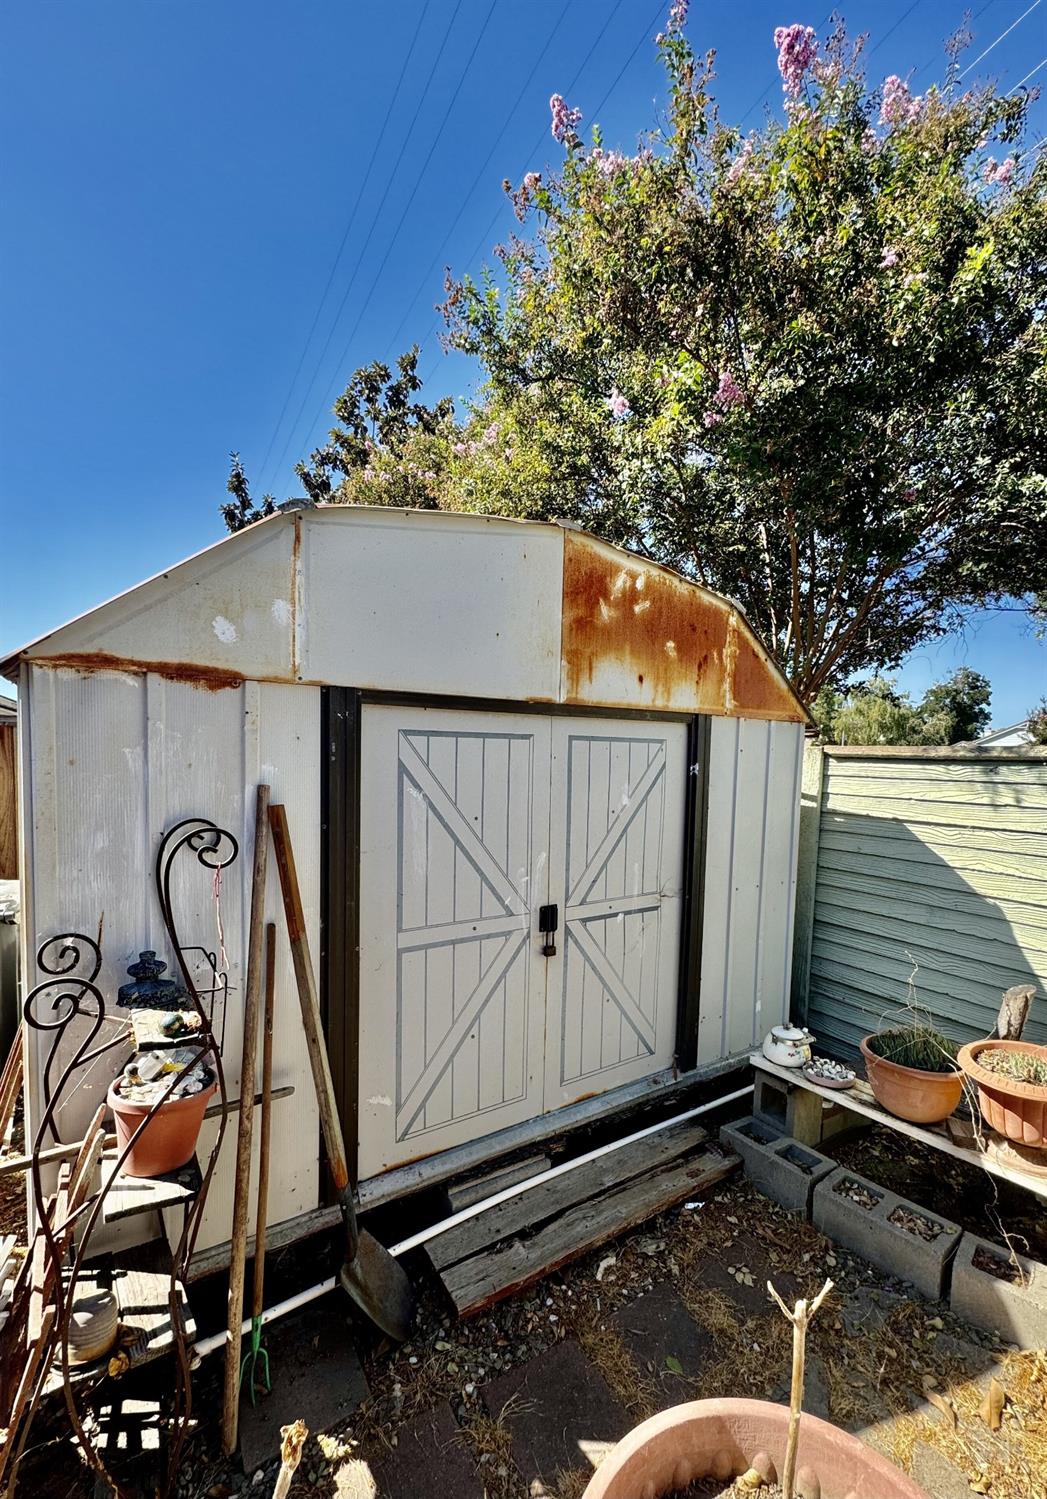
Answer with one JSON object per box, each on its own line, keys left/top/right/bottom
{"left": 762, "top": 1024, "right": 815, "bottom": 1068}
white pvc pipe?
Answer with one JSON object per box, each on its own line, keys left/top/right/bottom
{"left": 192, "top": 1276, "right": 338, "bottom": 1361}
{"left": 388, "top": 1082, "right": 754, "bottom": 1256}
{"left": 191, "top": 1081, "right": 753, "bottom": 1361}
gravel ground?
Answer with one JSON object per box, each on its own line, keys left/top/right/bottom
{"left": 12, "top": 1160, "right": 1046, "bottom": 1499}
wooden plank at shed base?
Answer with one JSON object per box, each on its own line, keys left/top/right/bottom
{"left": 430, "top": 1143, "right": 738, "bottom": 1319}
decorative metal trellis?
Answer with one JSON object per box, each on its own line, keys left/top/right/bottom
{"left": 1, "top": 816, "right": 239, "bottom": 1498}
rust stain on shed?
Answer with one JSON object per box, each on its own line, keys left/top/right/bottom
{"left": 560, "top": 531, "right": 805, "bottom": 722}
{"left": 34, "top": 652, "right": 245, "bottom": 692}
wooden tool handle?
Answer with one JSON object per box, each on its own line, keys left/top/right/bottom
{"left": 222, "top": 783, "right": 270, "bottom": 1456}
{"left": 250, "top": 922, "right": 277, "bottom": 1323}
{"left": 268, "top": 803, "right": 358, "bottom": 1257}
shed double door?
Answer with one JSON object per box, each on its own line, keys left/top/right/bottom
{"left": 357, "top": 705, "right": 687, "bottom": 1178}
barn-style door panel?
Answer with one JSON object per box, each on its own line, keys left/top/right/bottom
{"left": 358, "top": 708, "right": 550, "bottom": 1177}
{"left": 545, "top": 720, "right": 687, "bottom": 1111}
{"left": 357, "top": 705, "right": 687, "bottom": 1179}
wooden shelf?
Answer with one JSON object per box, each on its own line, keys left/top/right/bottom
{"left": 751, "top": 1052, "right": 1047, "bottom": 1201}
{"left": 100, "top": 1151, "right": 201, "bottom": 1224}
{"left": 42, "top": 1244, "right": 195, "bottom": 1396}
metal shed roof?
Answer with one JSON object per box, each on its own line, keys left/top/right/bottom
{"left": 2, "top": 506, "right": 807, "bottom": 723}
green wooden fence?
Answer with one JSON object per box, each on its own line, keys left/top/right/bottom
{"left": 792, "top": 744, "right": 1047, "bottom": 1056}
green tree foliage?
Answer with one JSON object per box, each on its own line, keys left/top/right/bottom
{"left": 222, "top": 9, "right": 1047, "bottom": 708}
{"left": 916, "top": 666, "right": 992, "bottom": 743}
{"left": 1029, "top": 699, "right": 1047, "bottom": 745}
{"left": 813, "top": 667, "right": 992, "bottom": 744}
{"left": 221, "top": 452, "right": 277, "bottom": 533}
{"left": 442, "top": 13, "right": 1047, "bottom": 703}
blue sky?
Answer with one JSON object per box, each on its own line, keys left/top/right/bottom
{"left": 2, "top": 0, "right": 1045, "bottom": 724}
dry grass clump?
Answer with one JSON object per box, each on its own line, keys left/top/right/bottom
{"left": 571, "top": 1318, "right": 656, "bottom": 1420}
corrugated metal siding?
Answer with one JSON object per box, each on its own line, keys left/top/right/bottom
{"left": 20, "top": 665, "right": 321, "bottom": 1251}
{"left": 806, "top": 751, "right": 1047, "bottom": 1055}
{"left": 697, "top": 717, "right": 805, "bottom": 1062}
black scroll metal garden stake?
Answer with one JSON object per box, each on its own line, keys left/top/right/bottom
{"left": 9, "top": 817, "right": 238, "bottom": 1499}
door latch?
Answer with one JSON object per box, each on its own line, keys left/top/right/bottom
{"left": 538, "top": 904, "right": 559, "bottom": 957}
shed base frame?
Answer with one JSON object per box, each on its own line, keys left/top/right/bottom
{"left": 187, "top": 1052, "right": 750, "bottom": 1280}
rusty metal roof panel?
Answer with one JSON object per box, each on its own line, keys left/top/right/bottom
{"left": 4, "top": 508, "right": 805, "bottom": 723}
{"left": 560, "top": 531, "right": 806, "bottom": 723}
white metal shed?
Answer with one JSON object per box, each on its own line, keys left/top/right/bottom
{"left": 4, "top": 506, "right": 808, "bottom": 1259}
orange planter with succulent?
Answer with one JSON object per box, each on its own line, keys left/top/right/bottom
{"left": 958, "top": 1039, "right": 1047, "bottom": 1149}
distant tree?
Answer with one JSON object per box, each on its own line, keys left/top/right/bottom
{"left": 1029, "top": 699, "right": 1047, "bottom": 745}
{"left": 221, "top": 453, "right": 277, "bottom": 533}
{"left": 816, "top": 668, "right": 993, "bottom": 744}
{"left": 824, "top": 676, "right": 923, "bottom": 745}
{"left": 915, "top": 667, "right": 992, "bottom": 743}
{"left": 222, "top": 350, "right": 460, "bottom": 530}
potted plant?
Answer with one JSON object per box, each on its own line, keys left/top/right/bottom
{"left": 107, "top": 1049, "right": 217, "bottom": 1177}
{"left": 958, "top": 1038, "right": 1047, "bottom": 1149}
{"left": 583, "top": 1280, "right": 928, "bottom": 1499}
{"left": 860, "top": 1022, "right": 963, "bottom": 1125}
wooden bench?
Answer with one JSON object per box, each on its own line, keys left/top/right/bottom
{"left": 750, "top": 1051, "right": 1047, "bottom": 1202}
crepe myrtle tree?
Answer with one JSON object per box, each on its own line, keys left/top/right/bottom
{"left": 441, "top": 7, "right": 1047, "bottom": 703}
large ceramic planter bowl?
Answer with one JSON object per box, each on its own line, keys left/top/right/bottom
{"left": 107, "top": 1076, "right": 216, "bottom": 1177}
{"left": 860, "top": 1036, "right": 962, "bottom": 1124}
{"left": 958, "top": 1039, "right": 1047, "bottom": 1149}
{"left": 581, "top": 1398, "right": 928, "bottom": 1499}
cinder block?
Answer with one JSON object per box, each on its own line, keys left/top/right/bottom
{"left": 950, "top": 1232, "right": 1047, "bottom": 1351}
{"left": 720, "top": 1118, "right": 836, "bottom": 1216}
{"left": 812, "top": 1167, "right": 961, "bottom": 1301}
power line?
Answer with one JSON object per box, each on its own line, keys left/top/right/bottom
{"left": 1015, "top": 51, "right": 1047, "bottom": 86}
{"left": 296, "top": 0, "right": 503, "bottom": 459}
{"left": 264, "top": 0, "right": 468, "bottom": 488}
{"left": 912, "top": 0, "right": 1002, "bottom": 83}
{"left": 254, "top": 0, "right": 434, "bottom": 492}
{"left": 419, "top": 0, "right": 665, "bottom": 386}
{"left": 959, "top": 0, "right": 1042, "bottom": 78}
{"left": 379, "top": 0, "right": 575, "bottom": 364}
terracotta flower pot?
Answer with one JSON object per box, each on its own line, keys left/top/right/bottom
{"left": 581, "top": 1398, "right": 928, "bottom": 1499}
{"left": 958, "top": 1039, "right": 1047, "bottom": 1149}
{"left": 860, "top": 1036, "right": 962, "bottom": 1124}
{"left": 107, "top": 1076, "right": 216, "bottom": 1177}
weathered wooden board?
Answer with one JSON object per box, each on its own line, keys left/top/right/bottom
{"left": 433, "top": 1146, "right": 738, "bottom": 1317}
{"left": 0, "top": 724, "right": 15, "bottom": 881}
{"left": 753, "top": 1053, "right": 1047, "bottom": 1201}
{"left": 100, "top": 1150, "right": 202, "bottom": 1224}
{"left": 445, "top": 1154, "right": 551, "bottom": 1212}
{"left": 113, "top": 1242, "right": 195, "bottom": 1368}
{"left": 429, "top": 1121, "right": 709, "bottom": 1271}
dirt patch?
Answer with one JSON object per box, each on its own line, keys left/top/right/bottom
{"left": 825, "top": 1123, "right": 1047, "bottom": 1262}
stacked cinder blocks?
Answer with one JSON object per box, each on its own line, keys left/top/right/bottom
{"left": 811, "top": 1167, "right": 962, "bottom": 1301}
{"left": 950, "top": 1232, "right": 1047, "bottom": 1351}
{"left": 720, "top": 1117, "right": 836, "bottom": 1215}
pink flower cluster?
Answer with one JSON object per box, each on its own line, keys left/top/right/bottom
{"left": 703, "top": 369, "right": 744, "bottom": 426}
{"left": 880, "top": 246, "right": 899, "bottom": 268}
{"left": 452, "top": 422, "right": 503, "bottom": 460}
{"left": 550, "top": 93, "right": 582, "bottom": 143}
{"left": 607, "top": 388, "right": 630, "bottom": 420}
{"left": 725, "top": 138, "right": 754, "bottom": 186}
{"left": 880, "top": 75, "right": 922, "bottom": 127}
{"left": 668, "top": 0, "right": 689, "bottom": 30}
{"left": 983, "top": 156, "right": 1015, "bottom": 186}
{"left": 523, "top": 171, "right": 541, "bottom": 192}
{"left": 773, "top": 24, "right": 818, "bottom": 98}
{"left": 591, "top": 147, "right": 628, "bottom": 177}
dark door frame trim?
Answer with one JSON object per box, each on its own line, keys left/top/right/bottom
{"left": 320, "top": 687, "right": 709, "bottom": 1184}
{"left": 319, "top": 686, "right": 362, "bottom": 1184}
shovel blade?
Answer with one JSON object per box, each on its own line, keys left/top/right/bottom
{"left": 338, "top": 1230, "right": 415, "bottom": 1342}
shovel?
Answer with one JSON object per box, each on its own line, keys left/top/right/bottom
{"left": 268, "top": 803, "right": 415, "bottom": 1343}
